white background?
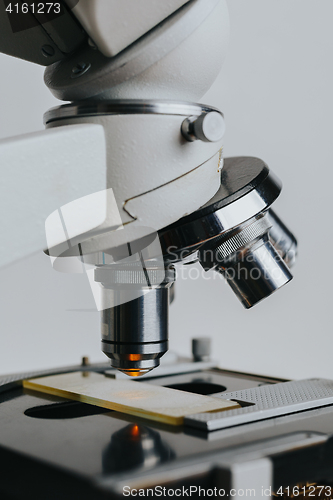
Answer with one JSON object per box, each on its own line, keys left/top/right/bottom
{"left": 0, "top": 0, "right": 332, "bottom": 379}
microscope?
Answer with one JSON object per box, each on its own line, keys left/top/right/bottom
{"left": 0, "top": 0, "right": 297, "bottom": 376}
{"left": 1, "top": 2, "right": 333, "bottom": 499}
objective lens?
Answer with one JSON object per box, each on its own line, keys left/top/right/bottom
{"left": 95, "top": 264, "right": 175, "bottom": 376}
{"left": 199, "top": 214, "right": 293, "bottom": 308}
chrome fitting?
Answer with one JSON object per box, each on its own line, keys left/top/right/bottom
{"left": 181, "top": 111, "right": 225, "bottom": 143}
{"left": 199, "top": 214, "right": 293, "bottom": 308}
{"left": 159, "top": 157, "right": 297, "bottom": 309}
{"left": 95, "top": 263, "right": 176, "bottom": 377}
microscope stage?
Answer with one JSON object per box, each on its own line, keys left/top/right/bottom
{"left": 23, "top": 371, "right": 239, "bottom": 426}
{"left": 1, "top": 362, "right": 333, "bottom": 499}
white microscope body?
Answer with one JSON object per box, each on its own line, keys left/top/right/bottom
{"left": 0, "top": 1, "right": 295, "bottom": 376}
{"left": 0, "top": 0, "right": 230, "bottom": 267}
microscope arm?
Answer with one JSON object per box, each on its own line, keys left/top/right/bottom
{"left": 0, "top": 123, "right": 107, "bottom": 268}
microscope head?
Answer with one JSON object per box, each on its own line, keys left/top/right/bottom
{"left": 42, "top": 1, "right": 297, "bottom": 377}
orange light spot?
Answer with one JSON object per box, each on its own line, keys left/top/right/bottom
{"left": 131, "top": 425, "right": 140, "bottom": 437}
{"left": 128, "top": 354, "right": 142, "bottom": 361}
{"left": 123, "top": 370, "right": 142, "bottom": 377}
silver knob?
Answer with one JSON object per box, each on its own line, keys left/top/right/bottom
{"left": 182, "top": 111, "right": 225, "bottom": 143}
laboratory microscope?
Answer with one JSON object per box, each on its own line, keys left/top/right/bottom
{"left": 1, "top": 0, "right": 296, "bottom": 377}
{"left": 1, "top": 2, "right": 333, "bottom": 499}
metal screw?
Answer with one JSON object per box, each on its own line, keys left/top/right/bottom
{"left": 41, "top": 45, "right": 55, "bottom": 58}
{"left": 192, "top": 337, "right": 211, "bottom": 362}
{"left": 81, "top": 356, "right": 90, "bottom": 367}
{"left": 182, "top": 111, "right": 225, "bottom": 143}
{"left": 71, "top": 62, "right": 91, "bottom": 79}
{"left": 88, "top": 38, "right": 97, "bottom": 49}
